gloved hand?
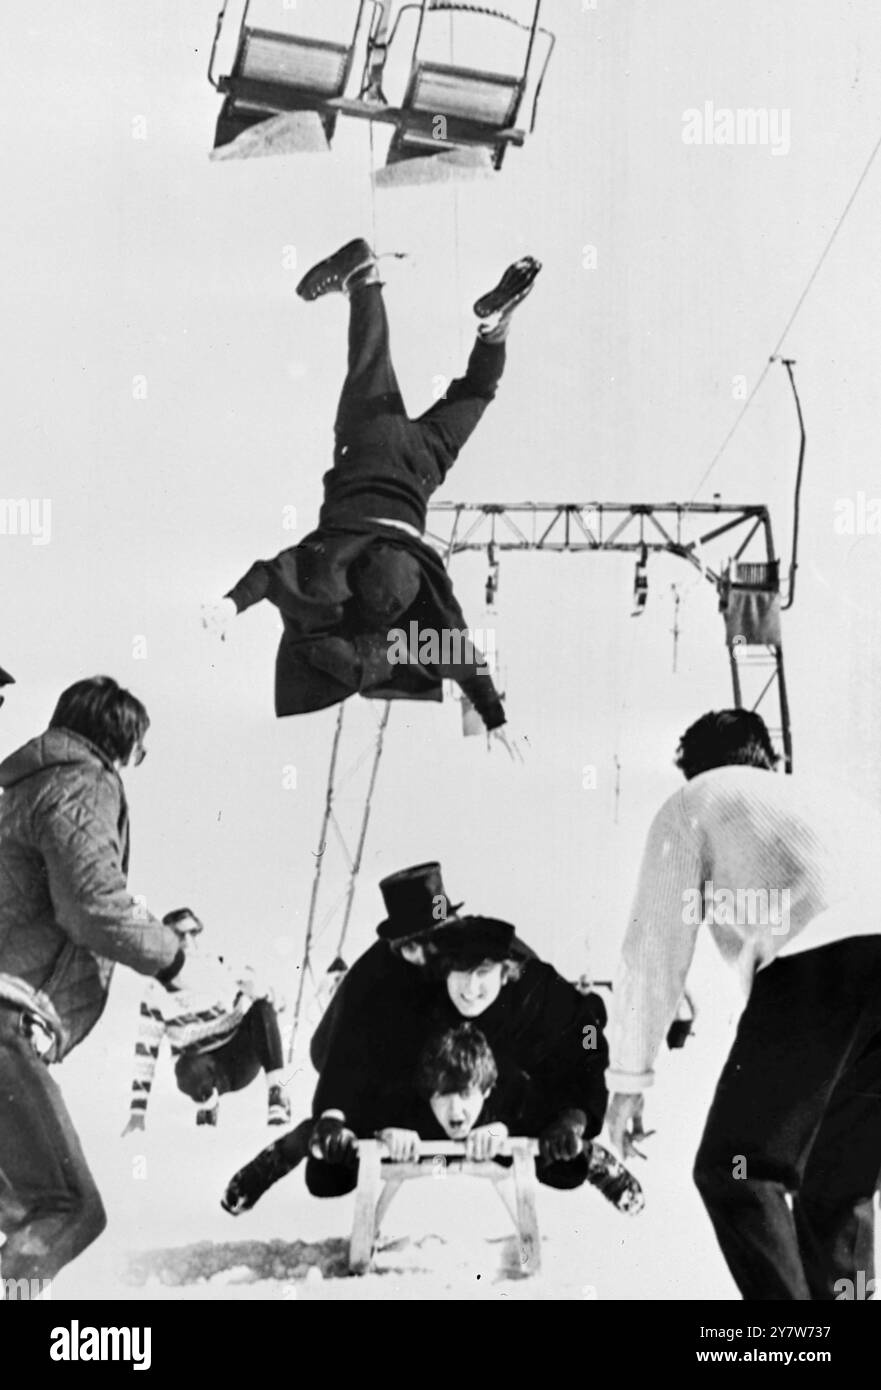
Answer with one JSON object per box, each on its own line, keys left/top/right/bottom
{"left": 539, "top": 1109, "right": 587, "bottom": 1164}
{"left": 310, "top": 1115, "right": 357, "bottom": 1166}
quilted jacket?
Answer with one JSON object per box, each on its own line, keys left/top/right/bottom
{"left": 0, "top": 728, "right": 181, "bottom": 1060}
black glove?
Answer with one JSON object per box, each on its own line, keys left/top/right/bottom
{"left": 310, "top": 1115, "right": 357, "bottom": 1166}
{"left": 539, "top": 1109, "right": 587, "bottom": 1164}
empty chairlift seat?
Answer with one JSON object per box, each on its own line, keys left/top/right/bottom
{"left": 209, "top": 3, "right": 367, "bottom": 154}
{"left": 719, "top": 561, "right": 782, "bottom": 647}
{"left": 384, "top": 2, "right": 554, "bottom": 172}
{"left": 387, "top": 62, "right": 525, "bottom": 168}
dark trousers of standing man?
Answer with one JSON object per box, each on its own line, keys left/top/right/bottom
{"left": 694, "top": 936, "right": 881, "bottom": 1300}
{"left": 0, "top": 1004, "right": 105, "bottom": 1283}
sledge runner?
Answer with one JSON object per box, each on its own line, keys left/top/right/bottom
{"left": 203, "top": 239, "right": 540, "bottom": 747}
{"left": 121, "top": 909, "right": 291, "bottom": 1132}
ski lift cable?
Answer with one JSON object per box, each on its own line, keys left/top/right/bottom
{"left": 369, "top": 116, "right": 380, "bottom": 251}
{"left": 690, "top": 122, "right": 881, "bottom": 501}
{"left": 335, "top": 701, "right": 392, "bottom": 958}
{"left": 610, "top": 592, "right": 641, "bottom": 821}
{"left": 288, "top": 704, "right": 347, "bottom": 1057}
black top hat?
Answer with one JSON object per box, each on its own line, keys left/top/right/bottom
{"left": 375, "top": 862, "right": 463, "bottom": 942}
{"left": 430, "top": 916, "right": 516, "bottom": 968}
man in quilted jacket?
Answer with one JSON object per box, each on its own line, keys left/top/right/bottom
{"left": 0, "top": 676, "right": 198, "bottom": 1285}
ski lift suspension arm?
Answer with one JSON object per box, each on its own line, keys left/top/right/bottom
{"left": 776, "top": 357, "right": 805, "bottom": 612}
{"left": 208, "top": 0, "right": 236, "bottom": 89}
{"left": 363, "top": 0, "right": 395, "bottom": 100}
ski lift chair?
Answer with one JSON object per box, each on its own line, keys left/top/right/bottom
{"left": 383, "top": 1, "right": 555, "bottom": 171}
{"left": 349, "top": 1138, "right": 541, "bottom": 1275}
{"left": 718, "top": 560, "right": 782, "bottom": 647}
{"left": 208, "top": 0, "right": 370, "bottom": 153}
{"left": 632, "top": 543, "right": 649, "bottom": 616}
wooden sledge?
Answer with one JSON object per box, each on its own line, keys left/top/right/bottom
{"left": 349, "top": 1138, "right": 541, "bottom": 1276}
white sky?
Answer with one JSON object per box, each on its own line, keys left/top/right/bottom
{"left": 2, "top": 0, "right": 881, "bottom": 1024}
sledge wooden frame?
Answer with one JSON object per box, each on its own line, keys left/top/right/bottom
{"left": 349, "top": 1138, "right": 541, "bottom": 1275}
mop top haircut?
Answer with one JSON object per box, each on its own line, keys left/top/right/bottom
{"left": 162, "top": 908, "right": 205, "bottom": 933}
{"left": 675, "top": 709, "right": 779, "bottom": 781}
{"left": 416, "top": 1023, "right": 498, "bottom": 1100}
{"left": 431, "top": 952, "right": 524, "bottom": 985}
{"left": 49, "top": 675, "right": 149, "bottom": 766}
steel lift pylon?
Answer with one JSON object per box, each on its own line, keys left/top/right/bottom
{"left": 424, "top": 499, "right": 792, "bottom": 772}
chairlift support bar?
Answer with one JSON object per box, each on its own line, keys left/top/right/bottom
{"left": 426, "top": 500, "right": 776, "bottom": 574}
{"left": 286, "top": 700, "right": 391, "bottom": 1063}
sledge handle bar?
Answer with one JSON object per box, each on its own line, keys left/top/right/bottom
{"left": 357, "top": 1137, "right": 539, "bottom": 1159}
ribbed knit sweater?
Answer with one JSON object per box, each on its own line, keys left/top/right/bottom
{"left": 608, "top": 766, "right": 881, "bottom": 1092}
{"left": 129, "top": 956, "right": 263, "bottom": 1117}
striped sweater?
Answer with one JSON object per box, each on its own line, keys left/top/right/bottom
{"left": 129, "top": 956, "right": 259, "bottom": 1117}
{"left": 609, "top": 766, "right": 881, "bottom": 1093}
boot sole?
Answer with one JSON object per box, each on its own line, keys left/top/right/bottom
{"left": 473, "top": 257, "right": 542, "bottom": 318}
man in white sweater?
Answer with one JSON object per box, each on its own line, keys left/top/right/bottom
{"left": 607, "top": 709, "right": 881, "bottom": 1301}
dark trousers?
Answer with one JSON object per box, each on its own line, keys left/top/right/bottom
{"left": 175, "top": 999, "right": 284, "bottom": 1103}
{"left": 694, "top": 937, "right": 881, "bottom": 1300}
{"left": 302, "top": 1153, "right": 589, "bottom": 1198}
{"left": 226, "top": 1118, "right": 316, "bottom": 1205}
{"left": 333, "top": 282, "right": 505, "bottom": 489}
{"left": 0, "top": 1008, "right": 106, "bottom": 1282}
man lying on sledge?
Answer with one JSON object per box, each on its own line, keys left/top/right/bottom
{"left": 312, "top": 906, "right": 609, "bottom": 1178}
{"left": 223, "top": 1020, "right": 642, "bottom": 1215}
{"left": 203, "top": 239, "right": 540, "bottom": 745}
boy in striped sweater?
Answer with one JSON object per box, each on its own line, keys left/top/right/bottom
{"left": 121, "top": 908, "right": 290, "bottom": 1132}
